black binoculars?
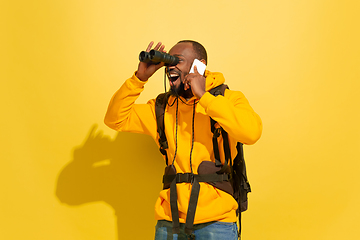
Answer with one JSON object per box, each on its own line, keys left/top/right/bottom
{"left": 139, "top": 50, "right": 179, "bottom": 66}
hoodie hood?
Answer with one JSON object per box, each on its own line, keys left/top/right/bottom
{"left": 204, "top": 70, "right": 225, "bottom": 91}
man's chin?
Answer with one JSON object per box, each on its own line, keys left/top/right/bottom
{"left": 170, "top": 85, "right": 192, "bottom": 99}
{"left": 170, "top": 85, "right": 181, "bottom": 96}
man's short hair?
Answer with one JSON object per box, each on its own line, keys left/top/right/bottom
{"left": 178, "top": 40, "right": 208, "bottom": 64}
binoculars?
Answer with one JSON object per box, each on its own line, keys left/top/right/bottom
{"left": 139, "top": 50, "right": 179, "bottom": 66}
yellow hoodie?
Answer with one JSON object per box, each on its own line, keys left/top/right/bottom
{"left": 104, "top": 70, "right": 262, "bottom": 224}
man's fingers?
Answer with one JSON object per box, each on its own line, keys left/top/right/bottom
{"left": 146, "top": 41, "right": 154, "bottom": 52}
{"left": 194, "top": 65, "right": 198, "bottom": 74}
{"left": 183, "top": 75, "right": 192, "bottom": 90}
{"left": 159, "top": 44, "right": 166, "bottom": 52}
{"left": 184, "top": 81, "right": 190, "bottom": 90}
{"left": 154, "top": 42, "right": 162, "bottom": 50}
{"left": 146, "top": 41, "right": 166, "bottom": 52}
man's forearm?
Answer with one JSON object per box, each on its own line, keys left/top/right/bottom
{"left": 104, "top": 72, "right": 147, "bottom": 131}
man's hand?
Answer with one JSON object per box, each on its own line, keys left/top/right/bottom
{"left": 136, "top": 41, "right": 166, "bottom": 82}
{"left": 184, "top": 65, "right": 206, "bottom": 99}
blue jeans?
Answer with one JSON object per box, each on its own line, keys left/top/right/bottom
{"left": 154, "top": 220, "right": 238, "bottom": 240}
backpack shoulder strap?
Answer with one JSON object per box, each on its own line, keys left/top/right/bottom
{"left": 209, "top": 84, "right": 231, "bottom": 173}
{"left": 209, "top": 84, "right": 229, "bottom": 96}
{"left": 155, "top": 92, "right": 170, "bottom": 165}
{"left": 209, "top": 84, "right": 250, "bottom": 239}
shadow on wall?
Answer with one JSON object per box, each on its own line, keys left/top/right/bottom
{"left": 55, "top": 124, "right": 165, "bottom": 239}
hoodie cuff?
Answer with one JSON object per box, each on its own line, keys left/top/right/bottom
{"left": 126, "top": 71, "right": 148, "bottom": 89}
{"left": 199, "top": 92, "right": 216, "bottom": 110}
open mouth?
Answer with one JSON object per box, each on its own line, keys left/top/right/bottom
{"left": 168, "top": 71, "right": 180, "bottom": 83}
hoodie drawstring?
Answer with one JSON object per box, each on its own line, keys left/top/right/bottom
{"left": 189, "top": 99, "right": 196, "bottom": 174}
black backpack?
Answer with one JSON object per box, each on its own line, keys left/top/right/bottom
{"left": 155, "top": 84, "right": 251, "bottom": 239}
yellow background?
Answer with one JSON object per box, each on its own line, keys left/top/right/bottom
{"left": 1, "top": 0, "right": 359, "bottom": 239}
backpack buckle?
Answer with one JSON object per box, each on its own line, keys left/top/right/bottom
{"left": 176, "top": 173, "right": 193, "bottom": 183}
{"left": 159, "top": 140, "right": 168, "bottom": 150}
{"left": 190, "top": 174, "right": 195, "bottom": 184}
{"left": 213, "top": 128, "right": 221, "bottom": 138}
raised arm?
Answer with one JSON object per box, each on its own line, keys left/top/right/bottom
{"left": 104, "top": 42, "right": 166, "bottom": 139}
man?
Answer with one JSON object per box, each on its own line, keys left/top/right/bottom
{"left": 104, "top": 40, "right": 262, "bottom": 239}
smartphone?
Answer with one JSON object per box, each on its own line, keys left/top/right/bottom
{"left": 189, "top": 59, "right": 206, "bottom": 75}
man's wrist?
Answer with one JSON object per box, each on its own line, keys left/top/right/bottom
{"left": 135, "top": 72, "right": 148, "bottom": 82}
{"left": 196, "top": 90, "right": 206, "bottom": 99}
{"left": 130, "top": 72, "right": 148, "bottom": 87}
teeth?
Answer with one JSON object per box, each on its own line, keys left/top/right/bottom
{"left": 170, "top": 73, "right": 179, "bottom": 77}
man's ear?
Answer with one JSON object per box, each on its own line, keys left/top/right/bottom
{"left": 200, "top": 59, "right": 207, "bottom": 65}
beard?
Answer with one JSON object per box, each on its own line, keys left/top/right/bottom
{"left": 170, "top": 78, "right": 193, "bottom": 98}
{"left": 170, "top": 79, "right": 184, "bottom": 95}
{"left": 168, "top": 68, "right": 193, "bottom": 98}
